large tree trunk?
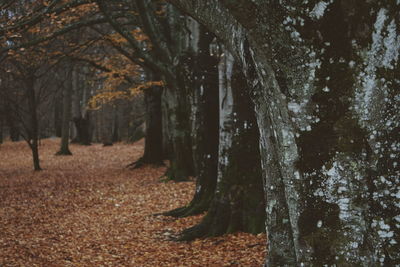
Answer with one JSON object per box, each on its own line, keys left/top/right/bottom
{"left": 141, "top": 84, "right": 164, "bottom": 164}
{"left": 167, "top": 1, "right": 399, "bottom": 265}
{"left": 179, "top": 52, "right": 265, "bottom": 240}
{"left": 165, "top": 23, "right": 219, "bottom": 217}
{"left": 130, "top": 71, "right": 164, "bottom": 168}
{"left": 159, "top": 6, "right": 196, "bottom": 182}
{"left": 162, "top": 81, "right": 194, "bottom": 181}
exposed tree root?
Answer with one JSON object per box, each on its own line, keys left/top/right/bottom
{"left": 163, "top": 195, "right": 212, "bottom": 217}
{"left": 55, "top": 150, "right": 72, "bottom": 156}
{"left": 126, "top": 157, "right": 164, "bottom": 170}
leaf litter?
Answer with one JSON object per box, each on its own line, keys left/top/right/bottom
{"left": 0, "top": 139, "right": 266, "bottom": 266}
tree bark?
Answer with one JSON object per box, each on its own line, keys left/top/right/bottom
{"left": 54, "top": 96, "right": 62, "bottom": 137}
{"left": 26, "top": 76, "right": 41, "bottom": 171}
{"left": 56, "top": 65, "right": 73, "bottom": 155}
{"left": 162, "top": 81, "right": 194, "bottom": 181}
{"left": 179, "top": 52, "right": 265, "bottom": 240}
{"left": 167, "top": 1, "right": 399, "bottom": 265}
{"left": 100, "top": 102, "right": 114, "bottom": 146}
{"left": 136, "top": 83, "right": 164, "bottom": 166}
{"left": 72, "top": 114, "right": 91, "bottom": 145}
{"left": 165, "top": 23, "right": 219, "bottom": 217}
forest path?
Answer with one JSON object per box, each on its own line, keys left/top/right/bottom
{"left": 0, "top": 139, "right": 265, "bottom": 266}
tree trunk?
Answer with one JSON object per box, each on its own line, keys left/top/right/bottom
{"left": 100, "top": 102, "right": 114, "bottom": 146}
{"left": 72, "top": 114, "right": 91, "bottom": 145}
{"left": 135, "top": 83, "right": 164, "bottom": 167}
{"left": 161, "top": 89, "right": 172, "bottom": 160}
{"left": 112, "top": 108, "right": 119, "bottom": 142}
{"left": 26, "top": 77, "right": 41, "bottom": 171}
{"left": 54, "top": 96, "right": 62, "bottom": 137}
{"left": 5, "top": 105, "right": 20, "bottom": 142}
{"left": 179, "top": 52, "right": 265, "bottom": 240}
{"left": 167, "top": 1, "right": 400, "bottom": 265}
{"left": 56, "top": 65, "right": 73, "bottom": 155}
{"left": 70, "top": 64, "right": 81, "bottom": 143}
{"left": 165, "top": 23, "right": 219, "bottom": 217}
{"left": 163, "top": 82, "right": 194, "bottom": 181}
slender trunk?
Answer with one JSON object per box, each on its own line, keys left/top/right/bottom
{"left": 71, "top": 64, "right": 81, "bottom": 143}
{"left": 26, "top": 77, "right": 41, "bottom": 171}
{"left": 161, "top": 89, "right": 171, "bottom": 159}
{"left": 54, "top": 96, "right": 62, "bottom": 137}
{"left": 56, "top": 66, "right": 73, "bottom": 155}
{"left": 179, "top": 53, "right": 265, "bottom": 240}
{"left": 112, "top": 108, "right": 119, "bottom": 142}
{"left": 101, "top": 102, "right": 114, "bottom": 146}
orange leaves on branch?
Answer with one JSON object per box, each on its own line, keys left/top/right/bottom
{"left": 131, "top": 28, "right": 149, "bottom": 42}
{"left": 130, "top": 80, "right": 164, "bottom": 94}
{"left": 88, "top": 80, "right": 164, "bottom": 110}
{"left": 88, "top": 91, "right": 128, "bottom": 110}
{"left": 106, "top": 28, "right": 151, "bottom": 48}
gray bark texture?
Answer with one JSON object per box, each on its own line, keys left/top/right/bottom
{"left": 179, "top": 51, "right": 265, "bottom": 240}
{"left": 165, "top": 20, "right": 220, "bottom": 217}
{"left": 167, "top": 1, "right": 399, "bottom": 265}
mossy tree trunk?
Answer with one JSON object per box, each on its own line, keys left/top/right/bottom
{"left": 179, "top": 52, "right": 265, "bottom": 240}
{"left": 167, "top": 0, "right": 399, "bottom": 265}
{"left": 163, "top": 81, "right": 194, "bottom": 181}
{"left": 165, "top": 23, "right": 219, "bottom": 216}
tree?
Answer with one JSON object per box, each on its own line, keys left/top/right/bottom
{"left": 178, "top": 51, "right": 265, "bottom": 240}
{"left": 134, "top": 72, "right": 164, "bottom": 167}
{"left": 56, "top": 63, "right": 74, "bottom": 155}
{"left": 164, "top": 22, "right": 219, "bottom": 216}
{"left": 166, "top": 1, "right": 400, "bottom": 265}
{"left": 96, "top": 0, "right": 196, "bottom": 181}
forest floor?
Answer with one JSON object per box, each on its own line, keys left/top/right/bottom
{"left": 0, "top": 139, "right": 266, "bottom": 266}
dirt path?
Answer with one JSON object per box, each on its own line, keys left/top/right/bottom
{"left": 0, "top": 139, "right": 265, "bottom": 266}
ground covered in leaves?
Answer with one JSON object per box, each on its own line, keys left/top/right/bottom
{"left": 0, "top": 139, "right": 266, "bottom": 266}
